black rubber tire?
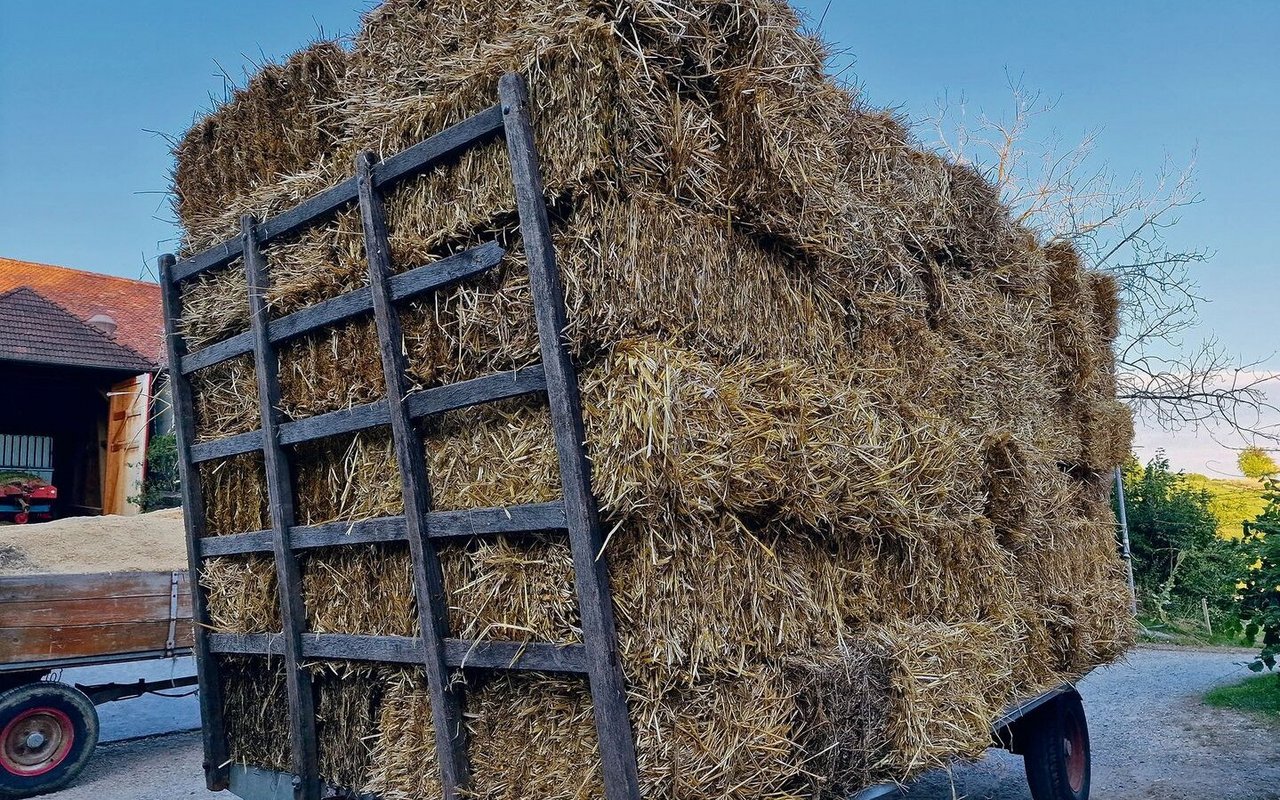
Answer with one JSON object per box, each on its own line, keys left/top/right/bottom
{"left": 1023, "top": 690, "right": 1090, "bottom": 800}
{"left": 0, "top": 682, "right": 99, "bottom": 799}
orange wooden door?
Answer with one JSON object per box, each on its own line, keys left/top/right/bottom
{"left": 104, "top": 373, "right": 151, "bottom": 516}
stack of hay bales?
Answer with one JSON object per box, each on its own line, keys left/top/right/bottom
{"left": 172, "top": 1, "right": 1135, "bottom": 796}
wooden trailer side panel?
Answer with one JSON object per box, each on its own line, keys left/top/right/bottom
{"left": 0, "top": 571, "right": 192, "bottom": 667}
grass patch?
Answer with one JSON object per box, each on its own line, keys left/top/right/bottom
{"left": 1204, "top": 672, "right": 1280, "bottom": 719}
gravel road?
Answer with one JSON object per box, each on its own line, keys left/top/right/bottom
{"left": 39, "top": 645, "right": 1280, "bottom": 800}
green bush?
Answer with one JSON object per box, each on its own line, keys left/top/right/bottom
{"left": 1117, "top": 455, "right": 1248, "bottom": 629}
{"left": 1240, "top": 478, "right": 1280, "bottom": 671}
{"left": 129, "top": 432, "right": 181, "bottom": 512}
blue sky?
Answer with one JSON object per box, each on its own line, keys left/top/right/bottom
{"left": 1, "top": 1, "right": 1275, "bottom": 472}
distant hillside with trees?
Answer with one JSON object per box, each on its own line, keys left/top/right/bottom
{"left": 1183, "top": 473, "right": 1268, "bottom": 541}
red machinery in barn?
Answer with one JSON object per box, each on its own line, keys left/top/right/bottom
{"left": 0, "top": 435, "right": 57, "bottom": 524}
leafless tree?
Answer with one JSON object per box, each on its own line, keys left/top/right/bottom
{"left": 934, "top": 83, "right": 1277, "bottom": 442}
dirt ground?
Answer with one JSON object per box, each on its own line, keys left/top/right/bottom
{"left": 40, "top": 645, "right": 1280, "bottom": 800}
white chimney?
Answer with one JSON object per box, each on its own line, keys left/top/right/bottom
{"left": 88, "top": 313, "right": 118, "bottom": 338}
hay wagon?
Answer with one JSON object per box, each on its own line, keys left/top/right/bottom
{"left": 161, "top": 74, "right": 1099, "bottom": 800}
{"left": 0, "top": 571, "right": 197, "bottom": 798}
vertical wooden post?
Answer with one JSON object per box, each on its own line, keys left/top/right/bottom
{"left": 355, "top": 153, "right": 469, "bottom": 798}
{"left": 158, "top": 254, "right": 231, "bottom": 791}
{"left": 498, "top": 73, "right": 642, "bottom": 800}
{"left": 241, "top": 217, "right": 321, "bottom": 800}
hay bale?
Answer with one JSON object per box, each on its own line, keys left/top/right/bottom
{"left": 178, "top": 0, "right": 1135, "bottom": 795}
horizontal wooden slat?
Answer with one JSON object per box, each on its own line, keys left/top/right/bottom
{"left": 444, "top": 639, "right": 587, "bottom": 672}
{"left": 199, "top": 516, "right": 407, "bottom": 558}
{"left": 405, "top": 365, "right": 547, "bottom": 419}
{"left": 372, "top": 105, "right": 505, "bottom": 190}
{"left": 258, "top": 177, "right": 359, "bottom": 245}
{"left": 199, "top": 531, "right": 275, "bottom": 557}
{"left": 179, "top": 241, "right": 506, "bottom": 375}
{"left": 168, "top": 108, "right": 506, "bottom": 285}
{"left": 190, "top": 430, "right": 264, "bottom": 464}
{"left": 0, "top": 593, "right": 192, "bottom": 628}
{"left": 428, "top": 501, "right": 566, "bottom": 538}
{"left": 278, "top": 402, "right": 390, "bottom": 447}
{"left": 0, "top": 571, "right": 185, "bottom": 603}
{"left": 197, "top": 502, "right": 566, "bottom": 558}
{"left": 180, "top": 331, "right": 254, "bottom": 374}
{"left": 266, "top": 280, "right": 375, "bottom": 343}
{"left": 170, "top": 240, "right": 244, "bottom": 283}
{"left": 207, "top": 632, "right": 586, "bottom": 673}
{"left": 208, "top": 632, "right": 282, "bottom": 656}
{"left": 1, "top": 620, "right": 193, "bottom": 666}
{"left": 292, "top": 516, "right": 408, "bottom": 550}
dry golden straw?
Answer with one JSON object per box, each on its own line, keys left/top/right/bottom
{"left": 175, "top": 0, "right": 1135, "bottom": 795}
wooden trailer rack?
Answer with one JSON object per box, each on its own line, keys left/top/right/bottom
{"left": 161, "top": 74, "right": 640, "bottom": 800}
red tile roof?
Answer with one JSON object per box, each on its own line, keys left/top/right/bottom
{"left": 0, "top": 256, "right": 164, "bottom": 365}
{"left": 0, "top": 288, "right": 156, "bottom": 372}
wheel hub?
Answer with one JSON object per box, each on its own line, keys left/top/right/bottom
{"left": 1, "top": 707, "right": 74, "bottom": 776}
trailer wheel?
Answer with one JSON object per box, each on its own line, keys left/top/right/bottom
{"left": 0, "top": 682, "right": 99, "bottom": 799}
{"left": 1023, "top": 689, "right": 1090, "bottom": 800}
{"left": 11, "top": 512, "right": 27, "bottom": 525}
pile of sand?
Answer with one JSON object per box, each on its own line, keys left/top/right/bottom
{"left": 0, "top": 509, "right": 187, "bottom": 576}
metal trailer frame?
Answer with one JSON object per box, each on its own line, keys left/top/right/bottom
{"left": 161, "top": 73, "right": 639, "bottom": 800}
{"left": 0, "top": 646, "right": 197, "bottom": 798}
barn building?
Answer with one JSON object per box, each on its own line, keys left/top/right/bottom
{"left": 0, "top": 257, "right": 164, "bottom": 519}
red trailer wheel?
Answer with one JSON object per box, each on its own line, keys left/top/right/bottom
{"left": 11, "top": 512, "right": 28, "bottom": 525}
{"left": 0, "top": 683, "right": 98, "bottom": 799}
{"left": 1023, "top": 689, "right": 1090, "bottom": 800}
{"left": 1, "top": 708, "right": 73, "bottom": 777}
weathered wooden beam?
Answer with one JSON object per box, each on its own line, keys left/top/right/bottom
{"left": 357, "top": 151, "right": 469, "bottom": 798}
{"left": 500, "top": 73, "right": 642, "bottom": 800}
{"left": 180, "top": 330, "right": 253, "bottom": 374}
{"left": 405, "top": 364, "right": 546, "bottom": 420}
{"left": 242, "top": 217, "right": 320, "bottom": 800}
{"left": 180, "top": 241, "right": 505, "bottom": 376}
{"left": 197, "top": 501, "right": 567, "bottom": 558}
{"left": 189, "top": 430, "right": 264, "bottom": 464}
{"left": 372, "top": 105, "right": 504, "bottom": 189}
{"left": 277, "top": 402, "right": 389, "bottom": 447}
{"left": 207, "top": 632, "right": 588, "bottom": 674}
{"left": 158, "top": 253, "right": 231, "bottom": 792}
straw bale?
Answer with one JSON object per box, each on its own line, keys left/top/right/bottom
{"left": 368, "top": 667, "right": 816, "bottom": 800}
{"left": 361, "top": 669, "right": 442, "bottom": 800}
{"left": 201, "top": 555, "right": 281, "bottom": 633}
{"left": 197, "top": 452, "right": 269, "bottom": 536}
{"left": 301, "top": 544, "right": 419, "bottom": 637}
{"left": 179, "top": 0, "right": 1136, "bottom": 794}
{"left": 311, "top": 662, "right": 385, "bottom": 791}
{"left": 191, "top": 355, "right": 260, "bottom": 442}
{"left": 174, "top": 42, "right": 349, "bottom": 235}
{"left": 220, "top": 655, "right": 291, "bottom": 774}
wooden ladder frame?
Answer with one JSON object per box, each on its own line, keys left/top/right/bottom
{"left": 160, "top": 74, "right": 640, "bottom": 800}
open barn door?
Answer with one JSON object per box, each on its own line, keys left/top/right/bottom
{"left": 103, "top": 373, "right": 150, "bottom": 515}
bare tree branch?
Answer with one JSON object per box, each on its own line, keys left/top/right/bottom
{"left": 933, "top": 81, "right": 1277, "bottom": 442}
